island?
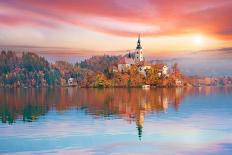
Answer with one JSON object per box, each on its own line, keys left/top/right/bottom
{"left": 0, "top": 36, "right": 231, "bottom": 88}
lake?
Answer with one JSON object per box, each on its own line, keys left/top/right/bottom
{"left": 0, "top": 87, "right": 232, "bottom": 154}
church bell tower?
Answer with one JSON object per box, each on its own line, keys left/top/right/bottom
{"left": 135, "top": 34, "right": 144, "bottom": 63}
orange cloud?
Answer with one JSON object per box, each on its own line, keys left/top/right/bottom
{"left": 0, "top": 0, "right": 231, "bottom": 39}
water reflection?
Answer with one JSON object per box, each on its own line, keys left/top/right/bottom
{"left": 1, "top": 87, "right": 232, "bottom": 140}
{"left": 1, "top": 87, "right": 232, "bottom": 154}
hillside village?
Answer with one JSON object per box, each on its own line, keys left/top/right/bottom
{"left": 0, "top": 36, "right": 231, "bottom": 88}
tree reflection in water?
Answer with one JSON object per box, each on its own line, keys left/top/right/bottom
{"left": 1, "top": 87, "right": 231, "bottom": 139}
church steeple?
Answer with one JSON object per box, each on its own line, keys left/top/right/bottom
{"left": 136, "top": 34, "right": 142, "bottom": 50}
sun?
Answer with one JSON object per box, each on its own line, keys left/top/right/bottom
{"left": 192, "top": 35, "right": 204, "bottom": 45}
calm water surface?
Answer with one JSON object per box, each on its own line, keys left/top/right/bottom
{"left": 0, "top": 87, "right": 232, "bottom": 155}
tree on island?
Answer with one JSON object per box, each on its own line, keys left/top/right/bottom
{"left": 0, "top": 50, "right": 194, "bottom": 88}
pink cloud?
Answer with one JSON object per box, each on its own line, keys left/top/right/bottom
{"left": 0, "top": 0, "right": 231, "bottom": 38}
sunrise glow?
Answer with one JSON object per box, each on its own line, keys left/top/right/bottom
{"left": 1, "top": 1, "right": 232, "bottom": 155}
{"left": 193, "top": 35, "right": 205, "bottom": 46}
{"left": 0, "top": 0, "right": 231, "bottom": 58}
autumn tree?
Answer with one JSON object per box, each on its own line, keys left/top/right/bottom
{"left": 146, "top": 66, "right": 159, "bottom": 86}
{"left": 172, "top": 63, "right": 181, "bottom": 78}
{"left": 79, "top": 55, "right": 121, "bottom": 72}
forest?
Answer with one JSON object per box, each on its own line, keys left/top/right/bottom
{"left": 0, "top": 51, "right": 186, "bottom": 88}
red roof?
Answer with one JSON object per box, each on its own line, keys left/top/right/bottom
{"left": 118, "top": 57, "right": 135, "bottom": 64}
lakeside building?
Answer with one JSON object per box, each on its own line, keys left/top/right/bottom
{"left": 158, "top": 65, "right": 169, "bottom": 77}
{"left": 117, "top": 56, "right": 135, "bottom": 72}
{"left": 117, "top": 35, "right": 144, "bottom": 72}
{"left": 138, "top": 65, "right": 151, "bottom": 76}
{"left": 68, "top": 78, "right": 74, "bottom": 86}
{"left": 117, "top": 35, "right": 169, "bottom": 77}
{"left": 134, "top": 34, "right": 144, "bottom": 62}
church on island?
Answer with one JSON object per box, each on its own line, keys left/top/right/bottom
{"left": 115, "top": 35, "right": 169, "bottom": 77}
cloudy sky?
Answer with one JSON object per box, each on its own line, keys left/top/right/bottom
{"left": 0, "top": 0, "right": 231, "bottom": 63}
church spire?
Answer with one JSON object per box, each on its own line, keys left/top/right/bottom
{"left": 136, "top": 34, "right": 142, "bottom": 50}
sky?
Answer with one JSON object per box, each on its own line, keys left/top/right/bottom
{"left": 0, "top": 0, "right": 232, "bottom": 67}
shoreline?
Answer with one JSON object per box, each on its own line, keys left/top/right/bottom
{"left": 1, "top": 85, "right": 232, "bottom": 89}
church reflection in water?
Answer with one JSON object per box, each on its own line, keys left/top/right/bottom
{"left": 1, "top": 87, "right": 229, "bottom": 139}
